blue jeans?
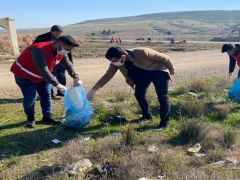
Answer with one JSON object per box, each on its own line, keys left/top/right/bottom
{"left": 15, "top": 76, "right": 52, "bottom": 116}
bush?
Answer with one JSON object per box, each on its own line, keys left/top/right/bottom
{"left": 222, "top": 129, "right": 237, "bottom": 148}
{"left": 177, "top": 119, "right": 208, "bottom": 144}
{"left": 206, "top": 150, "right": 225, "bottom": 163}
{"left": 122, "top": 125, "right": 136, "bottom": 146}
{"left": 214, "top": 105, "right": 230, "bottom": 120}
{"left": 190, "top": 79, "right": 209, "bottom": 92}
{"left": 180, "top": 100, "right": 206, "bottom": 118}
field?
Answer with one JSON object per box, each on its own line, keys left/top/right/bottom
{"left": 0, "top": 38, "right": 239, "bottom": 179}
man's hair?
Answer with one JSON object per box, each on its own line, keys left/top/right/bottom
{"left": 105, "top": 47, "right": 125, "bottom": 60}
{"left": 221, "top": 44, "right": 234, "bottom": 53}
{"left": 50, "top": 25, "right": 63, "bottom": 32}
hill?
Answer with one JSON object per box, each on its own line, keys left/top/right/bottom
{"left": 19, "top": 10, "right": 240, "bottom": 41}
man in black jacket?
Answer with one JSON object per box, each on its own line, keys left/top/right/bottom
{"left": 33, "top": 25, "right": 73, "bottom": 99}
{"left": 222, "top": 44, "right": 240, "bottom": 78}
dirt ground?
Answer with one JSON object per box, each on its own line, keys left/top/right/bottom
{"left": 0, "top": 49, "right": 231, "bottom": 98}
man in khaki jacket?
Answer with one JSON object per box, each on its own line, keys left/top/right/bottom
{"left": 87, "top": 47, "right": 174, "bottom": 130}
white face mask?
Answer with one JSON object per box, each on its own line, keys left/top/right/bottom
{"left": 112, "top": 58, "right": 125, "bottom": 66}
{"left": 57, "top": 46, "right": 70, "bottom": 55}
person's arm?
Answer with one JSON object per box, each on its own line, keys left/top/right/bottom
{"left": 67, "top": 52, "right": 73, "bottom": 63}
{"left": 92, "top": 64, "right": 118, "bottom": 90}
{"left": 30, "top": 47, "right": 59, "bottom": 86}
{"left": 229, "top": 55, "right": 236, "bottom": 74}
{"left": 87, "top": 64, "right": 118, "bottom": 100}
{"left": 146, "top": 50, "right": 174, "bottom": 75}
{"left": 59, "top": 54, "right": 79, "bottom": 79}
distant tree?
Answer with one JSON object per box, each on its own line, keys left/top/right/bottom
{"left": 167, "top": 31, "right": 172, "bottom": 36}
{"left": 102, "top": 30, "right": 107, "bottom": 35}
{"left": 106, "top": 29, "right": 111, "bottom": 36}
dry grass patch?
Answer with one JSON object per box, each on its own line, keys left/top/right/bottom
{"left": 222, "top": 129, "right": 237, "bottom": 148}
{"left": 180, "top": 99, "right": 207, "bottom": 118}
{"left": 177, "top": 119, "right": 209, "bottom": 144}
{"left": 190, "top": 79, "right": 209, "bottom": 93}
{"left": 214, "top": 105, "right": 230, "bottom": 120}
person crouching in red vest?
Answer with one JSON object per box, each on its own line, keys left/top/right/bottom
{"left": 10, "top": 35, "right": 82, "bottom": 128}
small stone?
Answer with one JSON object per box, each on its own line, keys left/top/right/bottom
{"left": 68, "top": 170, "right": 78, "bottom": 176}
{"left": 194, "top": 153, "right": 206, "bottom": 157}
{"left": 111, "top": 132, "right": 122, "bottom": 137}
{"left": 225, "top": 158, "right": 238, "bottom": 165}
{"left": 188, "top": 92, "right": 198, "bottom": 97}
{"left": 209, "top": 160, "right": 226, "bottom": 167}
{"left": 188, "top": 143, "right": 201, "bottom": 153}
{"left": 148, "top": 145, "right": 159, "bottom": 152}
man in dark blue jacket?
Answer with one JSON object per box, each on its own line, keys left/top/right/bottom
{"left": 33, "top": 25, "right": 73, "bottom": 99}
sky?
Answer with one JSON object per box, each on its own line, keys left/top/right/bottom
{"left": 0, "top": 0, "right": 240, "bottom": 29}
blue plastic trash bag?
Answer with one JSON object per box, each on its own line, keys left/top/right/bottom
{"left": 64, "top": 86, "right": 94, "bottom": 129}
{"left": 228, "top": 78, "right": 240, "bottom": 102}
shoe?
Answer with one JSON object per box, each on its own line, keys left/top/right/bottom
{"left": 130, "top": 116, "right": 152, "bottom": 123}
{"left": 155, "top": 124, "right": 168, "bottom": 131}
{"left": 26, "top": 120, "right": 36, "bottom": 128}
{"left": 25, "top": 113, "right": 36, "bottom": 128}
{"left": 41, "top": 115, "right": 62, "bottom": 125}
{"left": 52, "top": 95, "right": 62, "bottom": 100}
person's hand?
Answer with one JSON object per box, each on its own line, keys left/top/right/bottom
{"left": 73, "top": 77, "right": 83, "bottom": 86}
{"left": 87, "top": 89, "right": 96, "bottom": 100}
{"left": 56, "top": 84, "right": 66, "bottom": 94}
{"left": 170, "top": 69, "right": 175, "bottom": 75}
{"left": 229, "top": 73, "right": 233, "bottom": 78}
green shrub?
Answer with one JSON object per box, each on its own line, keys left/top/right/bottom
{"left": 206, "top": 150, "right": 225, "bottom": 163}
{"left": 222, "top": 129, "right": 237, "bottom": 148}
{"left": 214, "top": 105, "right": 230, "bottom": 120}
{"left": 177, "top": 119, "right": 208, "bottom": 144}
{"left": 190, "top": 79, "right": 209, "bottom": 93}
{"left": 122, "top": 125, "right": 136, "bottom": 146}
{"left": 180, "top": 100, "right": 206, "bottom": 118}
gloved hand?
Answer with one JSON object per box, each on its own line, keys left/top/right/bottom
{"left": 56, "top": 84, "right": 66, "bottom": 94}
{"left": 229, "top": 72, "right": 233, "bottom": 78}
{"left": 73, "top": 76, "right": 82, "bottom": 86}
{"left": 87, "top": 89, "right": 96, "bottom": 100}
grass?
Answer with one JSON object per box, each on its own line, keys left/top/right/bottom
{"left": 222, "top": 129, "right": 237, "bottom": 148}
{"left": 0, "top": 77, "right": 240, "bottom": 179}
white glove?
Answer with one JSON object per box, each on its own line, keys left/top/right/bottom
{"left": 229, "top": 73, "right": 233, "bottom": 78}
{"left": 56, "top": 84, "right": 66, "bottom": 94}
{"left": 73, "top": 77, "right": 82, "bottom": 86}
{"left": 87, "top": 89, "right": 96, "bottom": 100}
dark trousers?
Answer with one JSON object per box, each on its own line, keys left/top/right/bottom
{"left": 51, "top": 64, "right": 66, "bottom": 96}
{"left": 133, "top": 70, "right": 170, "bottom": 126}
{"left": 15, "top": 76, "right": 52, "bottom": 117}
{"left": 135, "top": 71, "right": 170, "bottom": 125}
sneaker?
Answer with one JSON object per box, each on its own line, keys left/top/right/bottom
{"left": 155, "top": 124, "right": 168, "bottom": 131}
{"left": 130, "top": 116, "right": 152, "bottom": 123}
{"left": 52, "top": 95, "right": 62, "bottom": 100}
{"left": 41, "top": 116, "right": 62, "bottom": 125}
{"left": 26, "top": 121, "right": 36, "bottom": 128}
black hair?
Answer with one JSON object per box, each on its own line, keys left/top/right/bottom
{"left": 105, "top": 47, "right": 125, "bottom": 60}
{"left": 221, "top": 44, "right": 234, "bottom": 53}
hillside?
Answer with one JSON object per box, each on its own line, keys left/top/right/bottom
{"left": 18, "top": 10, "right": 240, "bottom": 41}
